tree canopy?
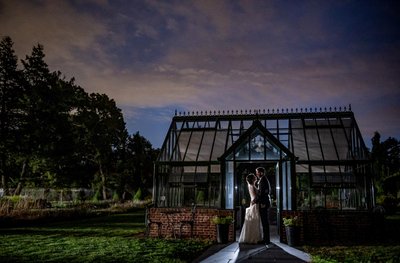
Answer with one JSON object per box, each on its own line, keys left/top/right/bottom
{"left": 0, "top": 36, "right": 158, "bottom": 199}
{"left": 371, "top": 132, "right": 400, "bottom": 213}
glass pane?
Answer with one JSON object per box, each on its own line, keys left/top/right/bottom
{"left": 297, "top": 173, "right": 310, "bottom": 190}
{"left": 296, "top": 164, "right": 309, "bottom": 173}
{"left": 211, "top": 130, "right": 228, "bottom": 160}
{"left": 225, "top": 161, "right": 234, "bottom": 209}
{"left": 311, "top": 188, "right": 325, "bottom": 208}
{"left": 291, "top": 119, "right": 308, "bottom": 160}
{"left": 282, "top": 161, "right": 291, "bottom": 210}
{"left": 184, "top": 131, "right": 202, "bottom": 161}
{"left": 266, "top": 141, "right": 281, "bottom": 160}
{"left": 279, "top": 119, "right": 289, "bottom": 129}
{"left": 279, "top": 133, "right": 289, "bottom": 148}
{"left": 210, "top": 164, "right": 220, "bottom": 173}
{"left": 184, "top": 166, "right": 196, "bottom": 173}
{"left": 305, "top": 127, "right": 323, "bottom": 160}
{"left": 196, "top": 184, "right": 207, "bottom": 206}
{"left": 266, "top": 119, "right": 277, "bottom": 129}
{"left": 340, "top": 188, "right": 359, "bottom": 210}
{"left": 326, "top": 188, "right": 340, "bottom": 209}
{"left": 197, "top": 131, "right": 215, "bottom": 161}
{"left": 177, "top": 131, "right": 190, "bottom": 161}
{"left": 250, "top": 134, "right": 265, "bottom": 160}
{"left": 210, "top": 173, "right": 221, "bottom": 208}
{"left": 169, "top": 166, "right": 183, "bottom": 182}
{"left": 318, "top": 127, "right": 337, "bottom": 160}
{"left": 297, "top": 173, "right": 310, "bottom": 210}
{"left": 235, "top": 139, "right": 250, "bottom": 160}
{"left": 183, "top": 186, "right": 195, "bottom": 206}
{"left": 332, "top": 127, "right": 350, "bottom": 160}
{"left": 341, "top": 118, "right": 353, "bottom": 141}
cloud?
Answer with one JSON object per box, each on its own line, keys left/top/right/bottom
{"left": 0, "top": 0, "right": 108, "bottom": 65}
{"left": 1, "top": 0, "right": 398, "bottom": 147}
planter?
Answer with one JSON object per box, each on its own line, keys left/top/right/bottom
{"left": 216, "top": 224, "right": 229, "bottom": 243}
{"left": 285, "top": 226, "right": 297, "bottom": 246}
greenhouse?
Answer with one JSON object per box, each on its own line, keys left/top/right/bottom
{"left": 148, "top": 106, "right": 377, "bottom": 244}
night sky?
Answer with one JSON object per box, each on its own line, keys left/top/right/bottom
{"left": 1, "top": 0, "right": 399, "bottom": 149}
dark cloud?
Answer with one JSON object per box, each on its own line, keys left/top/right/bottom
{"left": 0, "top": 0, "right": 398, "bottom": 147}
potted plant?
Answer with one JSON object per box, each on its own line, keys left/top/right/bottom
{"left": 282, "top": 215, "right": 299, "bottom": 246}
{"left": 211, "top": 215, "right": 234, "bottom": 243}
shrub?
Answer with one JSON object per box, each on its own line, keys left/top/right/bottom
{"left": 112, "top": 192, "right": 119, "bottom": 201}
{"left": 283, "top": 216, "right": 299, "bottom": 227}
{"left": 196, "top": 190, "right": 205, "bottom": 203}
{"left": 211, "top": 215, "right": 234, "bottom": 225}
{"left": 377, "top": 194, "right": 398, "bottom": 215}
{"left": 133, "top": 188, "right": 142, "bottom": 201}
{"left": 92, "top": 189, "right": 101, "bottom": 202}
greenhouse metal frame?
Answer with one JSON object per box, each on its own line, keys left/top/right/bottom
{"left": 154, "top": 106, "right": 373, "bottom": 213}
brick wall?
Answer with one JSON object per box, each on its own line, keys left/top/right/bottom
{"left": 280, "top": 210, "right": 385, "bottom": 245}
{"left": 148, "top": 207, "right": 384, "bottom": 245}
{"left": 147, "top": 207, "right": 234, "bottom": 242}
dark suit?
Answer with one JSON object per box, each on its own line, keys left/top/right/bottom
{"left": 254, "top": 175, "right": 271, "bottom": 243}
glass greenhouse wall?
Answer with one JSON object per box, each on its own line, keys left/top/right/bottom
{"left": 154, "top": 107, "right": 373, "bottom": 211}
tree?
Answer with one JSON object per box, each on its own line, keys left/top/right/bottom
{"left": 0, "top": 36, "right": 159, "bottom": 201}
{"left": 380, "top": 137, "right": 400, "bottom": 196}
{"left": 371, "top": 132, "right": 400, "bottom": 213}
{"left": 125, "top": 132, "right": 159, "bottom": 197}
{"left": 0, "top": 37, "right": 24, "bottom": 194}
{"left": 74, "top": 93, "right": 128, "bottom": 199}
{"left": 10, "top": 44, "right": 53, "bottom": 195}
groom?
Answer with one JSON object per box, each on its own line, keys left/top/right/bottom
{"left": 253, "top": 167, "right": 271, "bottom": 245}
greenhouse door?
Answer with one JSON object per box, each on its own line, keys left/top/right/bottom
{"left": 219, "top": 119, "right": 295, "bottom": 239}
{"left": 235, "top": 162, "right": 278, "bottom": 226}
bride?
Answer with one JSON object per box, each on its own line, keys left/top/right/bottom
{"left": 238, "top": 173, "right": 263, "bottom": 244}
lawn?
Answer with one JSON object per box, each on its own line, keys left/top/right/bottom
{"left": 304, "top": 245, "right": 400, "bottom": 263}
{"left": 303, "top": 213, "right": 400, "bottom": 263}
{"left": 0, "top": 208, "right": 211, "bottom": 263}
{"left": 2, "top": 207, "right": 400, "bottom": 263}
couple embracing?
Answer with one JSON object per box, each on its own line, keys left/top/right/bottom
{"left": 238, "top": 167, "right": 271, "bottom": 246}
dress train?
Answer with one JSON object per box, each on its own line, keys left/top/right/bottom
{"left": 238, "top": 203, "right": 263, "bottom": 244}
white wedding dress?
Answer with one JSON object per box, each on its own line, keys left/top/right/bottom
{"left": 238, "top": 184, "right": 263, "bottom": 244}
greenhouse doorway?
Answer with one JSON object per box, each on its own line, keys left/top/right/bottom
{"left": 235, "top": 162, "right": 278, "bottom": 231}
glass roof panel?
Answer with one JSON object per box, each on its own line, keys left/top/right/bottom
{"left": 231, "top": 120, "right": 241, "bottom": 130}
{"left": 267, "top": 119, "right": 277, "bottom": 129}
{"left": 332, "top": 126, "right": 350, "bottom": 160}
{"left": 318, "top": 127, "right": 338, "bottom": 160}
{"left": 243, "top": 120, "right": 253, "bottom": 129}
{"left": 158, "top": 111, "right": 367, "bottom": 163}
{"left": 197, "top": 130, "right": 215, "bottom": 161}
{"left": 211, "top": 130, "right": 228, "bottom": 160}
{"left": 219, "top": 120, "right": 229, "bottom": 129}
{"left": 291, "top": 119, "right": 308, "bottom": 160}
{"left": 341, "top": 118, "right": 354, "bottom": 148}
{"left": 305, "top": 127, "right": 323, "bottom": 160}
{"left": 177, "top": 131, "right": 191, "bottom": 161}
{"left": 184, "top": 131, "right": 203, "bottom": 161}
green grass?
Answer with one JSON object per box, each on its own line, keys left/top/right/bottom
{"left": 305, "top": 245, "right": 400, "bottom": 263}
{"left": 304, "top": 212, "right": 400, "bottom": 263}
{"left": 0, "top": 209, "right": 211, "bottom": 263}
